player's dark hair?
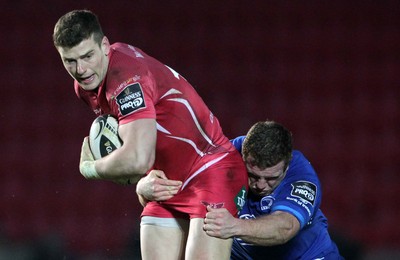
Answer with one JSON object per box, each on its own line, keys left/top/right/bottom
{"left": 53, "top": 10, "right": 104, "bottom": 48}
{"left": 242, "top": 121, "right": 293, "bottom": 170}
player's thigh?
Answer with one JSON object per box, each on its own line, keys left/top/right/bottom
{"left": 140, "top": 217, "right": 189, "bottom": 260}
{"left": 185, "top": 218, "right": 232, "bottom": 260}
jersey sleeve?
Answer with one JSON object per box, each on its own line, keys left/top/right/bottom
{"left": 105, "top": 46, "right": 158, "bottom": 125}
{"left": 270, "top": 151, "right": 321, "bottom": 229}
{"left": 112, "top": 76, "right": 156, "bottom": 125}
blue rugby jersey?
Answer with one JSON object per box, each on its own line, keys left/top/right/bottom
{"left": 230, "top": 136, "right": 342, "bottom": 260}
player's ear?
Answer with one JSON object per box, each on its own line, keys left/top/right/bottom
{"left": 102, "top": 36, "right": 111, "bottom": 56}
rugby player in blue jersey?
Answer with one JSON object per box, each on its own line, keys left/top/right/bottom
{"left": 137, "top": 120, "right": 343, "bottom": 259}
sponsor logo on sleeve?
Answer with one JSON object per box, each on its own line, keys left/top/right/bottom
{"left": 116, "top": 83, "right": 146, "bottom": 116}
{"left": 290, "top": 181, "right": 317, "bottom": 206}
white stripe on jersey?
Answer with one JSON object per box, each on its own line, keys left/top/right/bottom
{"left": 181, "top": 153, "right": 229, "bottom": 190}
{"left": 167, "top": 97, "right": 216, "bottom": 147}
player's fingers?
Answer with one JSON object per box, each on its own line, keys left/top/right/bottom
{"left": 158, "top": 195, "right": 175, "bottom": 201}
{"left": 152, "top": 170, "right": 168, "bottom": 179}
{"left": 153, "top": 192, "right": 175, "bottom": 201}
{"left": 155, "top": 178, "right": 182, "bottom": 187}
{"left": 152, "top": 183, "right": 180, "bottom": 193}
{"left": 166, "top": 180, "right": 183, "bottom": 186}
{"left": 158, "top": 177, "right": 182, "bottom": 185}
{"left": 167, "top": 184, "right": 181, "bottom": 190}
{"left": 204, "top": 212, "right": 215, "bottom": 222}
{"left": 156, "top": 187, "right": 179, "bottom": 197}
{"left": 157, "top": 187, "right": 178, "bottom": 195}
{"left": 81, "top": 136, "right": 94, "bottom": 161}
{"left": 206, "top": 205, "right": 217, "bottom": 212}
{"left": 169, "top": 187, "right": 180, "bottom": 194}
{"left": 203, "top": 224, "right": 219, "bottom": 238}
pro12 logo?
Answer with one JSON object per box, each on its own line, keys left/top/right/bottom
{"left": 116, "top": 83, "right": 146, "bottom": 116}
{"left": 290, "top": 181, "right": 317, "bottom": 205}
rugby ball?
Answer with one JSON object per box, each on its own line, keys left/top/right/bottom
{"left": 89, "top": 114, "right": 122, "bottom": 160}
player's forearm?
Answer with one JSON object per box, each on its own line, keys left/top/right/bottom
{"left": 94, "top": 118, "right": 156, "bottom": 180}
{"left": 95, "top": 146, "right": 154, "bottom": 179}
{"left": 235, "top": 212, "right": 299, "bottom": 246}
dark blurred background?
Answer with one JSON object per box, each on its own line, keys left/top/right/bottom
{"left": 0, "top": 1, "right": 399, "bottom": 259}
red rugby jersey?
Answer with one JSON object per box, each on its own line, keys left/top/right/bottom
{"left": 75, "top": 43, "right": 236, "bottom": 183}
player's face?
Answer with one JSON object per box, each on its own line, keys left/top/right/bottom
{"left": 245, "top": 158, "right": 288, "bottom": 197}
{"left": 57, "top": 35, "right": 110, "bottom": 91}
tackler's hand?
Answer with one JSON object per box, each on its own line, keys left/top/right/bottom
{"left": 136, "top": 170, "right": 182, "bottom": 203}
{"left": 203, "top": 206, "right": 237, "bottom": 239}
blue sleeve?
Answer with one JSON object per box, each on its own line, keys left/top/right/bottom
{"left": 230, "top": 136, "right": 246, "bottom": 154}
{"left": 270, "top": 151, "right": 321, "bottom": 229}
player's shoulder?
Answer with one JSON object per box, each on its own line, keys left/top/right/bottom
{"left": 106, "top": 43, "right": 150, "bottom": 88}
{"left": 110, "top": 42, "right": 136, "bottom": 51}
{"left": 289, "top": 151, "right": 315, "bottom": 171}
{"left": 230, "top": 135, "right": 246, "bottom": 153}
{"left": 110, "top": 42, "right": 147, "bottom": 60}
{"left": 110, "top": 42, "right": 126, "bottom": 49}
{"left": 286, "top": 150, "right": 320, "bottom": 183}
{"left": 291, "top": 150, "right": 306, "bottom": 160}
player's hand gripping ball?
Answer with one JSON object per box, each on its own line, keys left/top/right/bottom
{"left": 86, "top": 114, "right": 139, "bottom": 185}
{"left": 89, "top": 114, "right": 122, "bottom": 160}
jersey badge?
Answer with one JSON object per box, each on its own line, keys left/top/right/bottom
{"left": 290, "top": 181, "right": 317, "bottom": 205}
{"left": 260, "top": 196, "right": 274, "bottom": 212}
{"left": 201, "top": 201, "right": 224, "bottom": 209}
{"left": 116, "top": 82, "right": 146, "bottom": 116}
